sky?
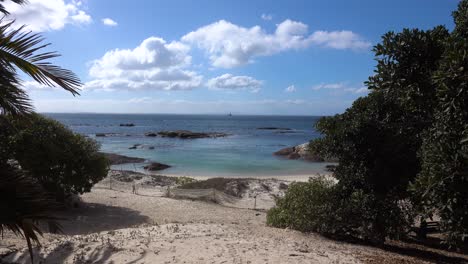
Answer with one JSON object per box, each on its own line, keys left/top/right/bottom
{"left": 4, "top": 0, "right": 460, "bottom": 115}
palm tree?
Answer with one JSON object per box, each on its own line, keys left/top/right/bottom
{"left": 0, "top": 1, "right": 81, "bottom": 115}
{"left": 0, "top": 1, "right": 82, "bottom": 262}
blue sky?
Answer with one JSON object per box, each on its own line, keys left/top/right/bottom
{"left": 5, "top": 0, "right": 459, "bottom": 115}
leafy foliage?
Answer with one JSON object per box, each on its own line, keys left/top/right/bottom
{"left": 271, "top": 1, "right": 468, "bottom": 246}
{"left": 2, "top": 114, "right": 109, "bottom": 201}
{"left": 267, "top": 177, "right": 336, "bottom": 233}
{"left": 413, "top": 0, "right": 468, "bottom": 245}
{"left": 0, "top": 1, "right": 84, "bottom": 262}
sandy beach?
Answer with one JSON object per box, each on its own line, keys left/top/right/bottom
{"left": 1, "top": 172, "right": 466, "bottom": 264}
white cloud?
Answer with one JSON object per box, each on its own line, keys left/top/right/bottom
{"left": 261, "top": 13, "right": 273, "bottom": 21}
{"left": 32, "top": 98, "right": 349, "bottom": 115}
{"left": 86, "top": 37, "right": 202, "bottom": 91}
{"left": 285, "top": 85, "right": 296, "bottom": 92}
{"left": 207, "top": 74, "right": 262, "bottom": 93}
{"left": 4, "top": 0, "right": 92, "bottom": 32}
{"left": 312, "top": 82, "right": 368, "bottom": 94}
{"left": 102, "top": 18, "right": 118, "bottom": 26}
{"left": 182, "top": 19, "right": 370, "bottom": 68}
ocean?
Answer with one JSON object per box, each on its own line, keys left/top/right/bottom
{"left": 46, "top": 113, "right": 331, "bottom": 177}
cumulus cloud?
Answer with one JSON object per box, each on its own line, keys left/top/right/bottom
{"left": 182, "top": 19, "right": 371, "bottom": 68}
{"left": 312, "top": 82, "right": 368, "bottom": 94}
{"left": 4, "top": 0, "right": 92, "bottom": 32}
{"left": 261, "top": 13, "right": 273, "bottom": 21}
{"left": 102, "top": 18, "right": 118, "bottom": 26}
{"left": 285, "top": 85, "right": 296, "bottom": 92}
{"left": 86, "top": 37, "right": 202, "bottom": 91}
{"left": 207, "top": 74, "right": 262, "bottom": 93}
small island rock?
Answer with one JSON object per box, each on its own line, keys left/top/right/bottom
{"left": 144, "top": 162, "right": 171, "bottom": 171}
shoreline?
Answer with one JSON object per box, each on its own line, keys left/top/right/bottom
{"left": 111, "top": 168, "right": 331, "bottom": 182}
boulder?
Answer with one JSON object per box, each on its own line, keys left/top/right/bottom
{"left": 257, "top": 127, "right": 292, "bottom": 130}
{"left": 145, "top": 132, "right": 158, "bottom": 137}
{"left": 95, "top": 133, "right": 125, "bottom": 137}
{"left": 128, "top": 144, "right": 142, "bottom": 150}
{"left": 157, "top": 130, "right": 228, "bottom": 139}
{"left": 119, "top": 123, "right": 135, "bottom": 127}
{"left": 100, "top": 152, "right": 146, "bottom": 165}
{"left": 274, "top": 143, "right": 337, "bottom": 162}
{"left": 144, "top": 162, "right": 171, "bottom": 171}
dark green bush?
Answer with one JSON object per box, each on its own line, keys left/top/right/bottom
{"left": 267, "top": 177, "right": 336, "bottom": 234}
{"left": 277, "top": 1, "right": 468, "bottom": 245}
{"left": 1, "top": 114, "right": 109, "bottom": 201}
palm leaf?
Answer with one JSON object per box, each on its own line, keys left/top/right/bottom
{"left": 0, "top": 20, "right": 82, "bottom": 95}
{"left": 0, "top": 0, "right": 26, "bottom": 15}
{"left": 0, "top": 163, "right": 62, "bottom": 263}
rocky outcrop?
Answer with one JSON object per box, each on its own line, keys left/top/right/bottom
{"left": 144, "top": 162, "right": 171, "bottom": 171}
{"left": 274, "top": 143, "right": 337, "bottom": 162}
{"left": 129, "top": 144, "right": 155, "bottom": 150}
{"left": 157, "top": 130, "right": 228, "bottom": 139}
{"left": 129, "top": 144, "right": 142, "bottom": 149}
{"left": 257, "top": 127, "right": 292, "bottom": 130}
{"left": 100, "top": 152, "right": 146, "bottom": 165}
{"left": 120, "top": 123, "right": 135, "bottom": 127}
{"left": 145, "top": 132, "right": 158, "bottom": 137}
{"left": 95, "top": 133, "right": 129, "bottom": 137}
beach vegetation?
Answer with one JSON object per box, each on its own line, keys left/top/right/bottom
{"left": 269, "top": 0, "right": 468, "bottom": 246}
{"left": 0, "top": 0, "right": 86, "bottom": 261}
{"left": 2, "top": 114, "right": 109, "bottom": 202}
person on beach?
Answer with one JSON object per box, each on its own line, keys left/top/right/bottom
{"left": 132, "top": 182, "right": 137, "bottom": 194}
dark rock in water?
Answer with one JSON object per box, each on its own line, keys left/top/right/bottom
{"left": 274, "top": 143, "right": 337, "bottom": 162}
{"left": 257, "top": 127, "right": 292, "bottom": 130}
{"left": 274, "top": 147, "right": 295, "bottom": 156}
{"left": 275, "top": 130, "right": 300, "bottom": 134}
{"left": 148, "top": 146, "right": 155, "bottom": 150}
{"left": 144, "top": 162, "right": 171, "bottom": 171}
{"left": 129, "top": 144, "right": 142, "bottom": 150}
{"left": 120, "top": 123, "right": 135, "bottom": 127}
{"left": 95, "top": 133, "right": 126, "bottom": 137}
{"left": 145, "top": 132, "right": 158, "bottom": 137}
{"left": 157, "top": 130, "right": 228, "bottom": 139}
{"left": 100, "top": 152, "right": 146, "bottom": 165}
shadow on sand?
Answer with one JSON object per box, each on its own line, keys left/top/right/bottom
{"left": 55, "top": 202, "right": 151, "bottom": 235}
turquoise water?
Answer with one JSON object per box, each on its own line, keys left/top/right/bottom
{"left": 46, "top": 113, "right": 331, "bottom": 177}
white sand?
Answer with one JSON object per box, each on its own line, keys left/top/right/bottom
{"left": 0, "top": 174, "right": 439, "bottom": 264}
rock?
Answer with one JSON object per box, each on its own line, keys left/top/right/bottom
{"left": 148, "top": 146, "right": 155, "bottom": 150}
{"left": 157, "top": 130, "right": 228, "bottom": 139}
{"left": 257, "top": 127, "right": 292, "bottom": 130}
{"left": 273, "top": 147, "right": 295, "bottom": 156}
{"left": 129, "top": 144, "right": 141, "bottom": 150}
{"left": 145, "top": 132, "right": 158, "bottom": 137}
{"left": 95, "top": 133, "right": 126, "bottom": 137}
{"left": 120, "top": 123, "right": 135, "bottom": 127}
{"left": 274, "top": 143, "right": 337, "bottom": 162}
{"left": 144, "top": 162, "right": 171, "bottom": 171}
{"left": 100, "top": 152, "right": 146, "bottom": 165}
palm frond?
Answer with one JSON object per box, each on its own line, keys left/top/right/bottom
{"left": 0, "top": 64, "right": 32, "bottom": 114}
{"left": 0, "top": 20, "right": 82, "bottom": 95}
{"left": 0, "top": 0, "right": 27, "bottom": 15}
{"left": 0, "top": 163, "right": 62, "bottom": 263}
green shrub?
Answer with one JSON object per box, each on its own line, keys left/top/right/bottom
{"left": 267, "top": 177, "right": 335, "bottom": 233}
{"left": 2, "top": 114, "right": 109, "bottom": 201}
